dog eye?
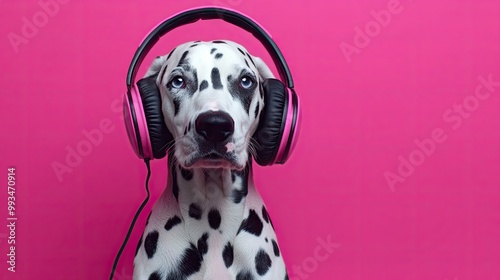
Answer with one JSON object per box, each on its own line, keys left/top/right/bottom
{"left": 169, "top": 76, "right": 185, "bottom": 89}
{"left": 240, "top": 76, "right": 254, "bottom": 89}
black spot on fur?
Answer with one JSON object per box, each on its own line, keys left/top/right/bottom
{"left": 189, "top": 43, "right": 198, "bottom": 48}
{"left": 215, "top": 53, "right": 223, "bottom": 59}
{"left": 255, "top": 249, "right": 272, "bottom": 276}
{"left": 246, "top": 52, "right": 256, "bottom": 67}
{"left": 210, "top": 48, "right": 217, "bottom": 54}
{"left": 135, "top": 235, "right": 143, "bottom": 256}
{"left": 222, "top": 242, "right": 234, "bottom": 268}
{"left": 164, "top": 216, "right": 182, "bottom": 231}
{"left": 188, "top": 121, "right": 192, "bottom": 131}
{"left": 254, "top": 101, "right": 260, "bottom": 118}
{"left": 237, "top": 47, "right": 246, "bottom": 56}
{"left": 171, "top": 163, "right": 179, "bottom": 201}
{"left": 238, "top": 210, "right": 263, "bottom": 236}
{"left": 192, "top": 69, "right": 199, "bottom": 94}
{"left": 179, "top": 243, "right": 203, "bottom": 276}
{"left": 265, "top": 237, "right": 268, "bottom": 243}
{"left": 167, "top": 47, "right": 177, "bottom": 60}
{"left": 158, "top": 64, "right": 169, "bottom": 83}
{"left": 144, "top": 230, "right": 159, "bottom": 259}
{"left": 262, "top": 206, "right": 270, "bottom": 223}
{"left": 232, "top": 185, "right": 248, "bottom": 203}
{"left": 212, "top": 40, "right": 227, "bottom": 44}
{"left": 167, "top": 149, "right": 179, "bottom": 201}
{"left": 285, "top": 274, "right": 289, "bottom": 280}
{"left": 211, "top": 68, "right": 223, "bottom": 89}
{"left": 180, "top": 167, "right": 193, "bottom": 181}
{"left": 197, "top": 232, "right": 209, "bottom": 255}
{"left": 173, "top": 98, "right": 181, "bottom": 116}
{"left": 227, "top": 72, "right": 256, "bottom": 113}
{"left": 167, "top": 67, "right": 196, "bottom": 114}
{"left": 177, "top": 50, "right": 189, "bottom": 66}
{"left": 208, "top": 209, "right": 222, "bottom": 229}
{"left": 236, "top": 271, "right": 254, "bottom": 280}
{"left": 199, "top": 80, "right": 208, "bottom": 91}
{"left": 165, "top": 273, "right": 178, "bottom": 280}
{"left": 244, "top": 59, "right": 250, "bottom": 68}
{"left": 232, "top": 169, "right": 249, "bottom": 203}
{"left": 189, "top": 203, "right": 202, "bottom": 220}
{"left": 148, "top": 271, "right": 162, "bottom": 280}
{"left": 272, "top": 239, "right": 280, "bottom": 257}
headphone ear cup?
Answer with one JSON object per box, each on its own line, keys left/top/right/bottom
{"left": 252, "top": 79, "right": 288, "bottom": 166}
{"left": 137, "top": 76, "right": 173, "bottom": 159}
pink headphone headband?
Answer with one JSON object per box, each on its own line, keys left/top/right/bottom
{"left": 125, "top": 6, "right": 295, "bottom": 89}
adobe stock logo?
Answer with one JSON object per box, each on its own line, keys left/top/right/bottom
{"left": 289, "top": 235, "right": 340, "bottom": 280}
{"left": 7, "top": 0, "right": 70, "bottom": 54}
{"left": 339, "top": 0, "right": 411, "bottom": 63}
{"left": 51, "top": 96, "right": 125, "bottom": 183}
{"left": 385, "top": 74, "right": 500, "bottom": 192}
{"left": 51, "top": 119, "right": 116, "bottom": 182}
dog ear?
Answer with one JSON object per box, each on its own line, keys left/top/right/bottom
{"left": 252, "top": 56, "right": 275, "bottom": 81}
{"left": 144, "top": 55, "right": 168, "bottom": 78}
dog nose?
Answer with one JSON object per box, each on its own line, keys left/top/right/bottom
{"left": 195, "top": 111, "right": 234, "bottom": 142}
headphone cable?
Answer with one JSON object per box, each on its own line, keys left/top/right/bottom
{"left": 109, "top": 159, "right": 151, "bottom": 280}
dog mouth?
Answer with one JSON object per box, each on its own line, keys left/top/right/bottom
{"left": 205, "top": 152, "right": 225, "bottom": 160}
{"left": 185, "top": 151, "right": 242, "bottom": 169}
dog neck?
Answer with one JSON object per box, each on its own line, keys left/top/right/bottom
{"left": 162, "top": 154, "right": 254, "bottom": 239}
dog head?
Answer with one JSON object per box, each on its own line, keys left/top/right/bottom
{"left": 144, "top": 40, "right": 275, "bottom": 170}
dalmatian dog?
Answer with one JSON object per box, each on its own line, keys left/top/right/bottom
{"left": 133, "top": 40, "right": 289, "bottom": 280}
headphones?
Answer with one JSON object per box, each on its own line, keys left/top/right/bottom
{"left": 123, "top": 6, "right": 301, "bottom": 166}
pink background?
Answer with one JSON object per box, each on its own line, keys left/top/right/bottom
{"left": 1, "top": 0, "right": 500, "bottom": 279}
